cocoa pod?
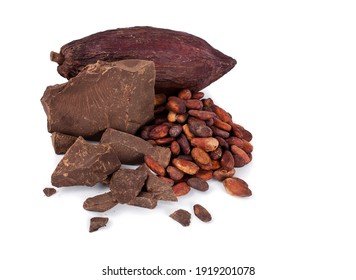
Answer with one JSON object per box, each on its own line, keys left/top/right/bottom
{"left": 172, "top": 158, "right": 199, "bottom": 175}
{"left": 51, "top": 26, "right": 236, "bottom": 94}
{"left": 191, "top": 137, "right": 219, "bottom": 152}
{"left": 172, "top": 182, "right": 191, "bottom": 196}
{"left": 223, "top": 177, "right": 252, "bottom": 197}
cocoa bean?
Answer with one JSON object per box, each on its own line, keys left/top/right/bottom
{"left": 177, "top": 155, "right": 193, "bottom": 161}
{"left": 194, "top": 169, "right": 213, "bottom": 181}
{"left": 185, "top": 99, "right": 203, "bottom": 110}
{"left": 144, "top": 155, "right": 166, "bottom": 177}
{"left": 211, "top": 105, "right": 232, "bottom": 123}
{"left": 213, "top": 118, "right": 232, "bottom": 131}
{"left": 188, "top": 110, "right": 216, "bottom": 120}
{"left": 220, "top": 150, "right": 235, "bottom": 170}
{"left": 211, "top": 126, "right": 230, "bottom": 138}
{"left": 155, "top": 137, "right": 175, "bottom": 145}
{"left": 177, "top": 134, "right": 191, "bottom": 155}
{"left": 167, "top": 166, "right": 185, "bottom": 181}
{"left": 191, "top": 137, "right": 219, "bottom": 152}
{"left": 188, "top": 122, "right": 213, "bottom": 138}
{"left": 170, "top": 141, "right": 181, "bottom": 155}
{"left": 167, "top": 111, "right": 178, "bottom": 122}
{"left": 176, "top": 113, "right": 189, "bottom": 123}
{"left": 172, "top": 158, "right": 199, "bottom": 175}
{"left": 202, "top": 98, "right": 214, "bottom": 108}
{"left": 182, "top": 124, "right": 195, "bottom": 141}
{"left": 187, "top": 178, "right": 209, "bottom": 192}
{"left": 154, "top": 94, "right": 167, "bottom": 106}
{"left": 209, "top": 146, "right": 222, "bottom": 160}
{"left": 230, "top": 145, "right": 251, "bottom": 165}
{"left": 149, "top": 124, "right": 169, "bottom": 139}
{"left": 191, "top": 147, "right": 212, "bottom": 166}
{"left": 178, "top": 89, "right": 192, "bottom": 100}
{"left": 223, "top": 177, "right": 252, "bottom": 197}
{"left": 193, "top": 204, "right": 212, "bottom": 222}
{"left": 172, "top": 182, "right": 191, "bottom": 196}
{"left": 192, "top": 92, "right": 204, "bottom": 99}
{"left": 242, "top": 139, "right": 254, "bottom": 153}
{"left": 140, "top": 125, "right": 155, "bottom": 140}
{"left": 205, "top": 118, "right": 215, "bottom": 127}
{"left": 188, "top": 116, "right": 206, "bottom": 126}
{"left": 51, "top": 26, "right": 236, "bottom": 94}
{"left": 226, "top": 137, "right": 244, "bottom": 147}
{"left": 169, "top": 125, "right": 182, "bottom": 137}
{"left": 216, "top": 136, "right": 229, "bottom": 149}
{"left": 213, "top": 168, "right": 235, "bottom": 181}
{"left": 166, "top": 96, "right": 186, "bottom": 114}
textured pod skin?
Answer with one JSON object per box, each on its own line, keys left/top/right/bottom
{"left": 51, "top": 26, "right": 236, "bottom": 94}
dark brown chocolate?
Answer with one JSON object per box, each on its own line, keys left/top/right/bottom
{"left": 109, "top": 169, "right": 147, "bottom": 203}
{"left": 41, "top": 60, "right": 155, "bottom": 138}
{"left": 43, "top": 187, "right": 56, "bottom": 197}
{"left": 83, "top": 192, "right": 118, "bottom": 212}
{"left": 51, "top": 137, "right": 121, "bottom": 187}
{"left": 51, "top": 132, "right": 78, "bottom": 154}
{"left": 127, "top": 192, "right": 157, "bottom": 209}
{"left": 169, "top": 209, "right": 191, "bottom": 227}
{"left": 100, "top": 128, "right": 171, "bottom": 167}
{"left": 137, "top": 164, "right": 177, "bottom": 201}
{"left": 89, "top": 217, "right": 109, "bottom": 232}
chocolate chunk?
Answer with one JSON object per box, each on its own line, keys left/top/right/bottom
{"left": 193, "top": 204, "right": 212, "bottom": 222}
{"left": 128, "top": 192, "right": 157, "bottom": 209}
{"left": 137, "top": 164, "right": 177, "bottom": 201}
{"left": 169, "top": 209, "right": 191, "bottom": 227}
{"left": 89, "top": 217, "right": 109, "bottom": 232}
{"left": 51, "top": 132, "right": 78, "bottom": 154}
{"left": 109, "top": 169, "right": 147, "bottom": 204}
{"left": 51, "top": 137, "right": 121, "bottom": 187}
{"left": 100, "top": 128, "right": 171, "bottom": 167}
{"left": 43, "top": 187, "right": 56, "bottom": 197}
{"left": 83, "top": 191, "right": 118, "bottom": 212}
{"left": 41, "top": 60, "right": 155, "bottom": 138}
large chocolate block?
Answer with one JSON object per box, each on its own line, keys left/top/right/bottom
{"left": 41, "top": 60, "right": 155, "bottom": 138}
{"left": 100, "top": 128, "right": 171, "bottom": 167}
{"left": 51, "top": 137, "right": 121, "bottom": 187}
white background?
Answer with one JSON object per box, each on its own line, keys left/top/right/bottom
{"left": 1, "top": 0, "right": 356, "bottom": 279}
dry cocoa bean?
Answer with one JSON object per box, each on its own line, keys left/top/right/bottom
{"left": 233, "top": 155, "right": 246, "bottom": 167}
{"left": 166, "top": 96, "right": 186, "bottom": 114}
{"left": 167, "top": 111, "right": 178, "bottom": 122}
{"left": 196, "top": 161, "right": 213, "bottom": 171}
{"left": 242, "top": 139, "right": 254, "bottom": 153}
{"left": 242, "top": 128, "right": 253, "bottom": 142}
{"left": 185, "top": 99, "right": 203, "bottom": 110}
{"left": 155, "top": 137, "right": 175, "bottom": 145}
{"left": 211, "top": 160, "right": 221, "bottom": 170}
{"left": 209, "top": 146, "right": 222, "bottom": 160}
{"left": 212, "top": 117, "right": 232, "bottom": 131}
{"left": 172, "top": 182, "right": 191, "bottom": 196}
{"left": 230, "top": 145, "right": 251, "bottom": 165}
{"left": 205, "top": 118, "right": 215, "bottom": 127}
{"left": 226, "top": 137, "right": 244, "bottom": 147}
{"left": 177, "top": 155, "right": 193, "bottom": 161}
{"left": 188, "top": 116, "right": 206, "bottom": 126}
{"left": 216, "top": 136, "right": 229, "bottom": 149}
{"left": 213, "top": 168, "right": 235, "bottom": 181}
{"left": 223, "top": 177, "right": 252, "bottom": 197}
{"left": 167, "top": 166, "right": 185, "bottom": 181}
{"left": 140, "top": 125, "right": 155, "bottom": 140}
{"left": 231, "top": 123, "right": 244, "bottom": 138}
{"left": 177, "top": 134, "right": 191, "bottom": 155}
{"left": 176, "top": 113, "right": 189, "bottom": 123}
{"left": 188, "top": 110, "right": 216, "bottom": 120}
{"left": 194, "top": 169, "right": 213, "bottom": 181}
{"left": 220, "top": 150, "right": 235, "bottom": 170}
{"left": 187, "top": 177, "right": 209, "bottom": 192}
{"left": 170, "top": 141, "right": 181, "bottom": 155}
{"left": 51, "top": 27, "right": 236, "bottom": 94}
{"left": 191, "top": 137, "right": 219, "bottom": 152}
{"left": 169, "top": 125, "right": 182, "bottom": 137}
{"left": 149, "top": 124, "right": 169, "bottom": 139}
{"left": 188, "top": 122, "right": 213, "bottom": 138}
{"left": 211, "top": 105, "right": 232, "bottom": 123}
{"left": 172, "top": 158, "right": 199, "bottom": 175}
{"left": 202, "top": 98, "right": 214, "bottom": 108}
{"left": 144, "top": 155, "right": 166, "bottom": 176}
{"left": 178, "top": 89, "right": 192, "bottom": 100}
{"left": 211, "top": 126, "right": 230, "bottom": 138}
{"left": 191, "top": 147, "right": 211, "bottom": 166}
{"left": 154, "top": 93, "right": 167, "bottom": 106}
{"left": 193, "top": 204, "right": 212, "bottom": 222}
{"left": 182, "top": 124, "right": 195, "bottom": 141}
{"left": 192, "top": 92, "right": 204, "bottom": 99}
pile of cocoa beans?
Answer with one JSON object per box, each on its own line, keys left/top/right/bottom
{"left": 139, "top": 89, "right": 253, "bottom": 197}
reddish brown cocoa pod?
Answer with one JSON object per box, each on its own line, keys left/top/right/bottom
{"left": 51, "top": 27, "right": 236, "bottom": 94}
{"left": 213, "top": 118, "right": 232, "bottom": 131}
{"left": 192, "top": 92, "right": 204, "bottom": 99}
{"left": 188, "top": 122, "right": 213, "bottom": 138}
{"left": 220, "top": 150, "right": 235, "bottom": 170}
{"left": 166, "top": 96, "right": 186, "bottom": 114}
{"left": 191, "top": 137, "right": 219, "bottom": 152}
{"left": 177, "top": 134, "right": 191, "bottom": 155}
{"left": 178, "top": 89, "right": 192, "bottom": 100}
{"left": 213, "top": 168, "right": 235, "bottom": 181}
{"left": 188, "top": 110, "right": 216, "bottom": 120}
{"left": 154, "top": 93, "right": 167, "bottom": 106}
{"left": 185, "top": 99, "right": 203, "bottom": 110}
{"left": 144, "top": 155, "right": 166, "bottom": 176}
{"left": 149, "top": 124, "right": 169, "bottom": 139}
{"left": 194, "top": 169, "right": 213, "bottom": 181}
{"left": 187, "top": 178, "right": 209, "bottom": 192}
{"left": 191, "top": 147, "right": 212, "bottom": 166}
{"left": 169, "top": 125, "right": 182, "bottom": 137}
{"left": 171, "top": 141, "right": 181, "bottom": 155}
{"left": 172, "top": 182, "right": 191, "bottom": 196}
{"left": 172, "top": 158, "right": 199, "bottom": 175}
{"left": 167, "top": 166, "right": 185, "bottom": 181}
{"left": 223, "top": 177, "right": 252, "bottom": 197}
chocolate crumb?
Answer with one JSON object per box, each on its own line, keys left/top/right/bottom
{"left": 43, "top": 187, "right": 56, "bottom": 197}
{"left": 89, "top": 217, "right": 109, "bottom": 232}
{"left": 169, "top": 209, "right": 191, "bottom": 226}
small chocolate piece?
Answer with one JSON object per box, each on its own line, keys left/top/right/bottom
{"left": 128, "top": 192, "right": 158, "bottom": 209}
{"left": 43, "top": 187, "right": 56, "bottom": 197}
{"left": 110, "top": 169, "right": 147, "bottom": 204}
{"left": 41, "top": 60, "right": 155, "bottom": 138}
{"left": 137, "top": 164, "right": 177, "bottom": 201}
{"left": 169, "top": 209, "right": 191, "bottom": 227}
{"left": 193, "top": 204, "right": 212, "bottom": 222}
{"left": 89, "top": 217, "right": 109, "bottom": 232}
{"left": 187, "top": 178, "right": 209, "bottom": 192}
{"left": 51, "top": 132, "right": 77, "bottom": 154}
{"left": 83, "top": 192, "right": 118, "bottom": 212}
{"left": 100, "top": 128, "right": 171, "bottom": 167}
{"left": 51, "top": 137, "right": 121, "bottom": 187}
